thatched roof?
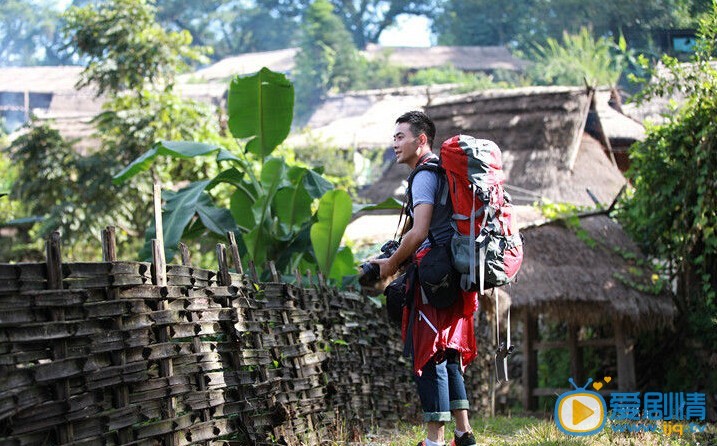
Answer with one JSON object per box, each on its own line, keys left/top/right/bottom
{"left": 183, "top": 48, "right": 298, "bottom": 83}
{"left": 423, "top": 86, "right": 627, "bottom": 207}
{"left": 508, "top": 214, "right": 675, "bottom": 332}
{"left": 286, "top": 85, "right": 458, "bottom": 149}
{"left": 0, "top": 66, "right": 83, "bottom": 93}
{"left": 363, "top": 44, "right": 529, "bottom": 72}
{"left": 184, "top": 45, "right": 528, "bottom": 84}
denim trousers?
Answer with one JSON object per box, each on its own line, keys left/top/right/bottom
{"left": 414, "top": 349, "right": 470, "bottom": 422}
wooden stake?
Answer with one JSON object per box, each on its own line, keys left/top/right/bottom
{"left": 153, "top": 183, "right": 167, "bottom": 287}
{"left": 226, "top": 231, "right": 243, "bottom": 274}
{"left": 179, "top": 242, "right": 191, "bottom": 266}
{"left": 101, "top": 226, "right": 117, "bottom": 262}
{"left": 268, "top": 261, "right": 279, "bottom": 282}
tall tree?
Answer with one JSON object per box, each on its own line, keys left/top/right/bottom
{"left": 293, "top": 0, "right": 359, "bottom": 119}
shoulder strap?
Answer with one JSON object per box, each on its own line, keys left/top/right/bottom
{"left": 406, "top": 155, "right": 443, "bottom": 211}
{"left": 406, "top": 154, "right": 446, "bottom": 248}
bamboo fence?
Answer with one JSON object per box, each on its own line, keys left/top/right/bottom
{"left": 0, "top": 229, "right": 491, "bottom": 445}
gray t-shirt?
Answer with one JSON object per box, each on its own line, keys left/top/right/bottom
{"left": 410, "top": 169, "right": 454, "bottom": 251}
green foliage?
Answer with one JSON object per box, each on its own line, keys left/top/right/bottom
{"left": 534, "top": 200, "right": 596, "bottom": 247}
{"left": 293, "top": 0, "right": 359, "bottom": 120}
{"left": 155, "top": 0, "right": 301, "bottom": 60}
{"left": 228, "top": 68, "right": 295, "bottom": 159}
{"left": 525, "top": 27, "right": 628, "bottom": 87}
{"left": 408, "top": 65, "right": 510, "bottom": 92}
{"left": 0, "top": 0, "right": 70, "bottom": 66}
{"left": 310, "top": 190, "right": 353, "bottom": 280}
{"left": 349, "top": 52, "right": 404, "bottom": 91}
{"left": 116, "top": 68, "right": 357, "bottom": 284}
{"left": 6, "top": 124, "right": 139, "bottom": 259}
{"left": 434, "top": 0, "right": 709, "bottom": 54}
{"left": 63, "top": 0, "right": 209, "bottom": 95}
{"left": 618, "top": 2, "right": 717, "bottom": 393}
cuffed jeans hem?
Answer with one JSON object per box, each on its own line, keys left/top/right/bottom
{"left": 423, "top": 411, "right": 452, "bottom": 423}
{"left": 450, "top": 399, "right": 470, "bottom": 411}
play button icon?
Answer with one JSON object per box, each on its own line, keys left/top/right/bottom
{"left": 572, "top": 399, "right": 596, "bottom": 425}
{"left": 555, "top": 387, "right": 606, "bottom": 436}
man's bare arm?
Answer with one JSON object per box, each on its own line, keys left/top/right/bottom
{"left": 372, "top": 203, "right": 432, "bottom": 279}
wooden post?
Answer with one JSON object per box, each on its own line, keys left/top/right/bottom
{"left": 46, "top": 232, "right": 74, "bottom": 443}
{"left": 522, "top": 310, "right": 538, "bottom": 412}
{"left": 614, "top": 317, "right": 636, "bottom": 391}
{"left": 152, "top": 183, "right": 167, "bottom": 287}
{"left": 567, "top": 323, "right": 584, "bottom": 384}
{"left": 226, "top": 231, "right": 243, "bottom": 274}
{"left": 216, "top": 243, "right": 231, "bottom": 286}
{"left": 179, "top": 242, "right": 191, "bottom": 266}
{"left": 102, "top": 227, "right": 133, "bottom": 443}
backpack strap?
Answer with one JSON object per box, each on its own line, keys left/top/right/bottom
{"left": 406, "top": 154, "right": 447, "bottom": 248}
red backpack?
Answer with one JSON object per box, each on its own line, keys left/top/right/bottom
{"left": 440, "top": 134, "right": 523, "bottom": 293}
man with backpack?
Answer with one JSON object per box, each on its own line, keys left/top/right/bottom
{"left": 371, "top": 111, "right": 478, "bottom": 446}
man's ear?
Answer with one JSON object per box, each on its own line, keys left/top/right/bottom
{"left": 418, "top": 133, "right": 427, "bottom": 146}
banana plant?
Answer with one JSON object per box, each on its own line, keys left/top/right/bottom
{"left": 113, "top": 67, "right": 361, "bottom": 282}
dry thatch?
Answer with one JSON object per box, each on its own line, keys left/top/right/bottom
{"left": 508, "top": 214, "right": 675, "bottom": 333}
{"left": 0, "top": 66, "right": 83, "bottom": 93}
{"left": 425, "top": 86, "right": 627, "bottom": 207}
{"left": 183, "top": 48, "right": 298, "bottom": 82}
{"left": 363, "top": 44, "right": 529, "bottom": 72}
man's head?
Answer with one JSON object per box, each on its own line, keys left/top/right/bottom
{"left": 393, "top": 111, "right": 436, "bottom": 168}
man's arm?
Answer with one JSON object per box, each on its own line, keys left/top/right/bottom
{"left": 372, "top": 203, "right": 432, "bottom": 279}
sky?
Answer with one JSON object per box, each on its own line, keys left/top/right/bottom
{"left": 378, "top": 14, "right": 433, "bottom": 47}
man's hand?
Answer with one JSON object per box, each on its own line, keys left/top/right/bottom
{"left": 370, "top": 257, "right": 397, "bottom": 280}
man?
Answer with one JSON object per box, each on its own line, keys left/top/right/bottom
{"left": 371, "top": 111, "right": 478, "bottom": 446}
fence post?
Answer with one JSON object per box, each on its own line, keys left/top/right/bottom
{"left": 46, "top": 231, "right": 74, "bottom": 443}
{"left": 102, "top": 226, "right": 133, "bottom": 443}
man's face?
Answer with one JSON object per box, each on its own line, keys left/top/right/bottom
{"left": 393, "top": 122, "right": 421, "bottom": 165}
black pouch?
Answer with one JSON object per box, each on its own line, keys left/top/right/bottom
{"left": 384, "top": 273, "right": 407, "bottom": 325}
{"left": 418, "top": 244, "right": 460, "bottom": 309}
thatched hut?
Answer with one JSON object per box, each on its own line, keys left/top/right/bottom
{"left": 511, "top": 213, "right": 675, "bottom": 409}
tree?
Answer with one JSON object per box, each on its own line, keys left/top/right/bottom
{"left": 0, "top": 0, "right": 72, "bottom": 66}
{"left": 329, "top": 0, "right": 435, "bottom": 48}
{"left": 155, "top": 0, "right": 302, "bottom": 60}
{"left": 525, "top": 27, "right": 629, "bottom": 87}
{"left": 7, "top": 0, "right": 221, "bottom": 261}
{"left": 434, "top": 0, "right": 709, "bottom": 51}
{"left": 618, "top": 3, "right": 717, "bottom": 401}
{"left": 293, "top": 0, "right": 359, "bottom": 119}
{"left": 64, "top": 0, "right": 208, "bottom": 96}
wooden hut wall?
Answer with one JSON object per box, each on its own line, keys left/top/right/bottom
{"left": 0, "top": 259, "right": 492, "bottom": 445}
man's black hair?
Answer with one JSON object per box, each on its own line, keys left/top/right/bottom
{"left": 396, "top": 110, "right": 436, "bottom": 149}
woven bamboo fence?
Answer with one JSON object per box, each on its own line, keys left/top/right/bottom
{"left": 0, "top": 229, "right": 492, "bottom": 445}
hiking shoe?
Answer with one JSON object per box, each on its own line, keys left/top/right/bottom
{"left": 451, "top": 431, "right": 477, "bottom": 446}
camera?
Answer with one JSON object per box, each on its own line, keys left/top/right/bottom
{"left": 495, "top": 341, "right": 515, "bottom": 383}
{"left": 358, "top": 240, "right": 400, "bottom": 286}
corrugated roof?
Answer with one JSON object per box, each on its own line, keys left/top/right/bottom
{"left": 0, "top": 66, "right": 84, "bottom": 93}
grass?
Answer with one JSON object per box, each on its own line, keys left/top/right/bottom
{"left": 344, "top": 416, "right": 717, "bottom": 445}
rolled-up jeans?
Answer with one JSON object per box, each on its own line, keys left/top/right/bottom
{"left": 414, "top": 349, "right": 470, "bottom": 422}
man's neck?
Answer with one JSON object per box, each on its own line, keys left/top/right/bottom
{"left": 410, "top": 148, "right": 433, "bottom": 170}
